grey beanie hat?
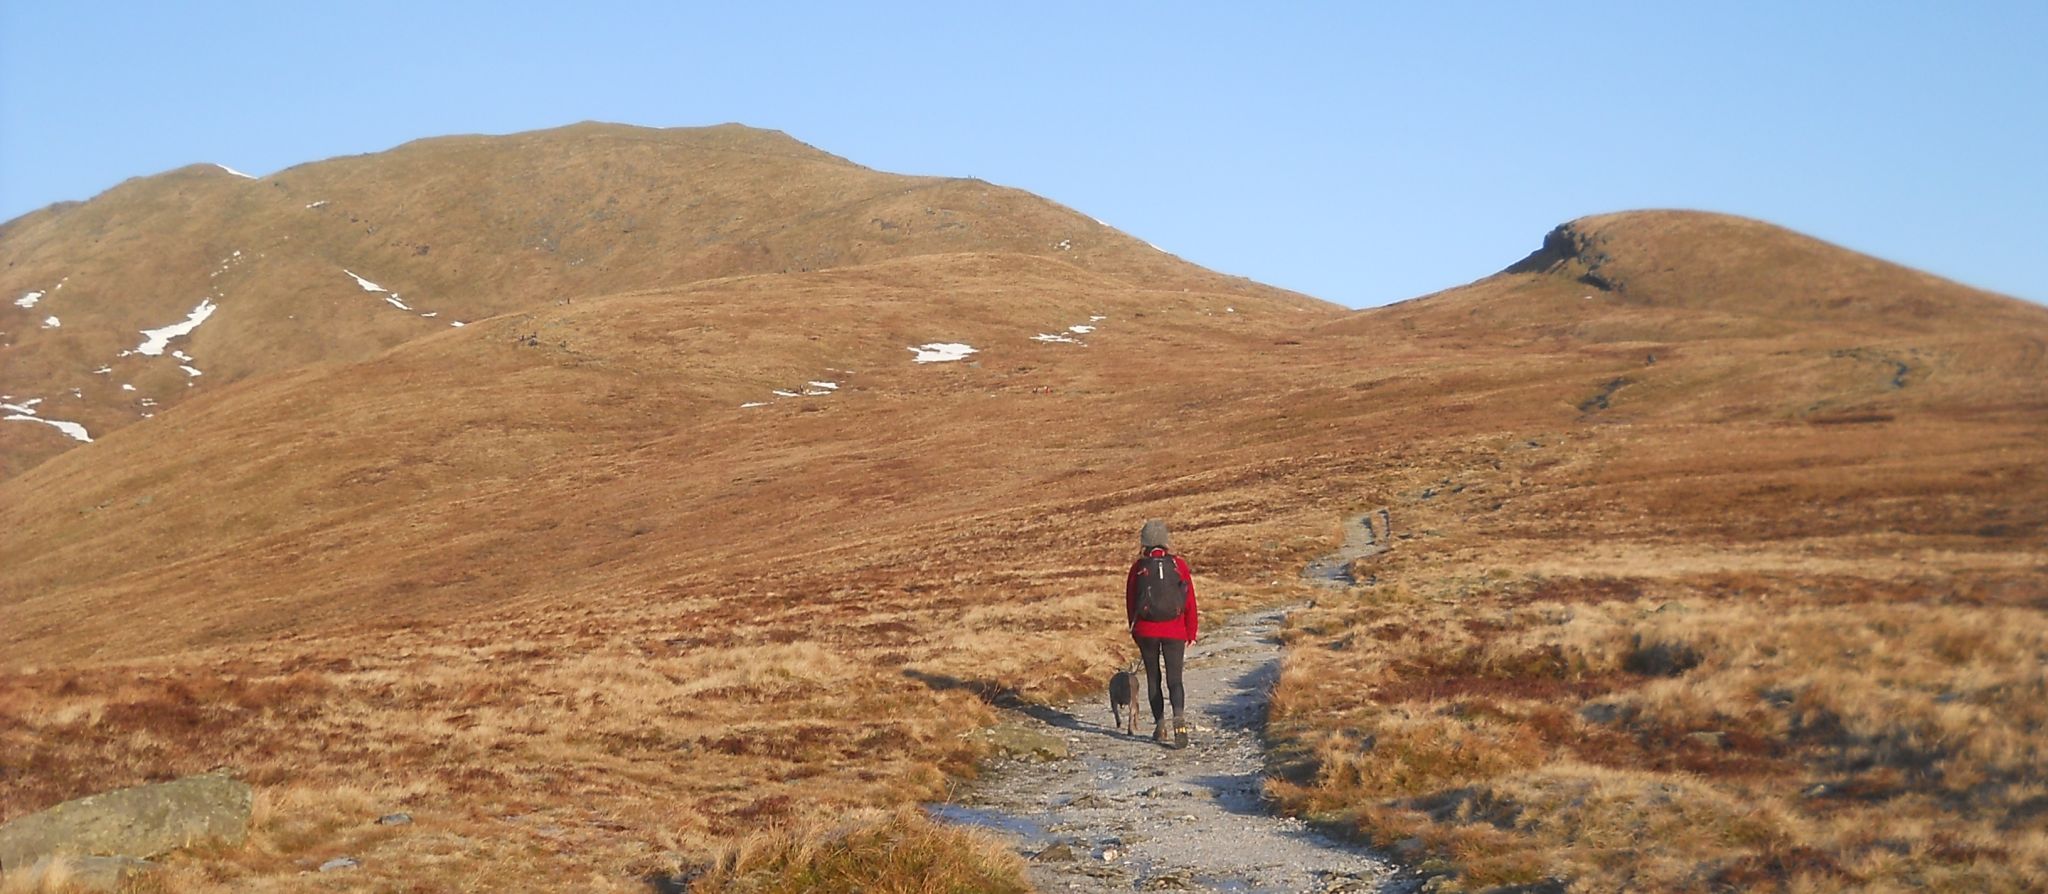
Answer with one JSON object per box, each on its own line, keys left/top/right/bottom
{"left": 1140, "top": 519, "right": 1170, "bottom": 549}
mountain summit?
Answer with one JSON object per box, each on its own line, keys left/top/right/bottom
{"left": 0, "top": 122, "right": 1319, "bottom": 476}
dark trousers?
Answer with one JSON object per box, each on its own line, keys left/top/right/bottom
{"left": 1136, "top": 637, "right": 1186, "bottom": 722}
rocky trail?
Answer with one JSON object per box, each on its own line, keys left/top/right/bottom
{"left": 930, "top": 515, "right": 1404, "bottom": 892}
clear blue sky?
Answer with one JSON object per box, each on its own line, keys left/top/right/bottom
{"left": 4, "top": 2, "right": 2043, "bottom": 308}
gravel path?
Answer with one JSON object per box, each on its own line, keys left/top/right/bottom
{"left": 930, "top": 602, "right": 1400, "bottom": 892}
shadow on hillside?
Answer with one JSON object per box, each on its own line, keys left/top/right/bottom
{"left": 640, "top": 870, "right": 692, "bottom": 893}
{"left": 902, "top": 668, "right": 1121, "bottom": 739}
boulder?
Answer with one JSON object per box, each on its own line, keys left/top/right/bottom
{"left": 981, "top": 724, "right": 1069, "bottom": 761}
{"left": 8, "top": 855, "right": 157, "bottom": 893}
{"left": 0, "top": 775, "right": 252, "bottom": 871}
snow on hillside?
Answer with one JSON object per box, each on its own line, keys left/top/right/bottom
{"left": 748, "top": 374, "right": 846, "bottom": 407}
{"left": 343, "top": 269, "right": 457, "bottom": 322}
{"left": 1032, "top": 314, "right": 1107, "bottom": 346}
{"left": 344, "top": 270, "right": 390, "bottom": 293}
{"left": 910, "top": 343, "right": 976, "bottom": 363}
{"left": 2, "top": 397, "right": 90, "bottom": 443}
{"left": 14, "top": 291, "right": 41, "bottom": 308}
{"left": 133, "top": 299, "right": 217, "bottom": 356}
{"left": 215, "top": 163, "right": 257, "bottom": 179}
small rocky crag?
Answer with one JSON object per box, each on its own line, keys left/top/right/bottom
{"left": 0, "top": 774, "right": 252, "bottom": 891}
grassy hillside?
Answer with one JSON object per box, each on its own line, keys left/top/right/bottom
{"left": 0, "top": 122, "right": 1316, "bottom": 479}
{"left": 2, "top": 186, "right": 2044, "bottom": 890}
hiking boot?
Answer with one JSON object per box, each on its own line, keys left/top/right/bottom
{"left": 1152, "top": 718, "right": 1169, "bottom": 744}
{"left": 1173, "top": 712, "right": 1190, "bottom": 749}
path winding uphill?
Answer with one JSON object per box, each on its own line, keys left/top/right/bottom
{"left": 931, "top": 605, "right": 1398, "bottom": 893}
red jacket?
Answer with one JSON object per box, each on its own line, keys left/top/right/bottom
{"left": 1125, "top": 549, "right": 1198, "bottom": 642}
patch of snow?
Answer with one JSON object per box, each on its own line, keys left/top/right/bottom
{"left": 1, "top": 398, "right": 40, "bottom": 415}
{"left": 14, "top": 291, "right": 41, "bottom": 308}
{"left": 139, "top": 398, "right": 157, "bottom": 407}
{"left": 420, "top": 311, "right": 438, "bottom": 318}
{"left": 93, "top": 366, "right": 112, "bottom": 375}
{"left": 806, "top": 381, "right": 839, "bottom": 391}
{"left": 909, "top": 343, "right": 977, "bottom": 363}
{"left": 343, "top": 270, "right": 389, "bottom": 293}
{"left": 1226, "top": 307, "right": 1236, "bottom": 313}
{"left": 383, "top": 295, "right": 412, "bottom": 311}
{"left": 771, "top": 390, "right": 802, "bottom": 398}
{"left": 172, "top": 350, "right": 191, "bottom": 361}
{"left": 1068, "top": 324, "right": 1095, "bottom": 334}
{"left": 135, "top": 299, "right": 216, "bottom": 356}
{"left": 1032, "top": 333, "right": 1082, "bottom": 344}
{"left": 41, "top": 316, "right": 60, "bottom": 328}
{"left": 179, "top": 365, "right": 203, "bottom": 377}
{"left": 305, "top": 200, "right": 329, "bottom": 209}
{"left": 4, "top": 414, "right": 90, "bottom": 442}
{"left": 1090, "top": 315, "right": 1106, "bottom": 322}
{"left": 215, "top": 163, "right": 257, "bottom": 179}
{"left": 122, "top": 384, "right": 136, "bottom": 392}
{"left": 141, "top": 413, "right": 154, "bottom": 418}
{"left": 450, "top": 321, "right": 465, "bottom": 327}
{"left": 1056, "top": 239, "right": 1073, "bottom": 251}
{"left": 739, "top": 402, "right": 768, "bottom": 408}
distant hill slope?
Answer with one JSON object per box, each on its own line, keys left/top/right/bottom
{"left": 0, "top": 250, "right": 1319, "bottom": 662}
{"left": 1327, "top": 210, "right": 2048, "bottom": 426}
{"left": 0, "top": 122, "right": 1321, "bottom": 478}
{"left": 4, "top": 208, "right": 2042, "bottom": 664}
{"left": 1343, "top": 210, "right": 2048, "bottom": 341}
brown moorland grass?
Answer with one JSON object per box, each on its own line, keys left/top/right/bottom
{"left": 1264, "top": 244, "right": 2048, "bottom": 889}
{"left": 2, "top": 193, "right": 2045, "bottom": 892}
{"left": 691, "top": 808, "right": 1029, "bottom": 894}
{"left": 0, "top": 122, "right": 1315, "bottom": 478}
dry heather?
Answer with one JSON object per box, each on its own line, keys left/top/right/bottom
{"left": 691, "top": 808, "right": 1028, "bottom": 894}
{"left": 1267, "top": 417, "right": 2048, "bottom": 892}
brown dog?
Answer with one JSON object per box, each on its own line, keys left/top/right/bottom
{"left": 1108, "top": 658, "right": 1147, "bottom": 736}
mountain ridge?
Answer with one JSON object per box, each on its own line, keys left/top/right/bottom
{"left": 0, "top": 122, "right": 1325, "bottom": 478}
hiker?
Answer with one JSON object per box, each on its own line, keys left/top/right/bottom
{"left": 1126, "top": 519, "right": 1198, "bottom": 747}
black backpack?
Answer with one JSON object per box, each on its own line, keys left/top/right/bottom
{"left": 1135, "top": 553, "right": 1185, "bottom": 622}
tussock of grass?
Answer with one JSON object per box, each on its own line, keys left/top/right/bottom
{"left": 1272, "top": 587, "right": 2048, "bottom": 890}
{"left": 691, "top": 808, "right": 1029, "bottom": 894}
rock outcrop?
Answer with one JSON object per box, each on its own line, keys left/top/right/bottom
{"left": 0, "top": 774, "right": 252, "bottom": 873}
